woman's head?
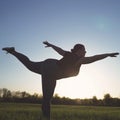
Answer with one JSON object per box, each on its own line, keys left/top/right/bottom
{"left": 71, "top": 44, "right": 85, "bottom": 53}
{"left": 71, "top": 44, "right": 86, "bottom": 57}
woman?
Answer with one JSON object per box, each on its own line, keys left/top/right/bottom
{"left": 2, "top": 41, "right": 119, "bottom": 120}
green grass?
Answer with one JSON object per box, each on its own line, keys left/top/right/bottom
{"left": 0, "top": 103, "right": 120, "bottom": 120}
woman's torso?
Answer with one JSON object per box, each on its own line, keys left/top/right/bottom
{"left": 57, "top": 52, "right": 81, "bottom": 77}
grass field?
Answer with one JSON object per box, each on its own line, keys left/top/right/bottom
{"left": 0, "top": 103, "right": 120, "bottom": 120}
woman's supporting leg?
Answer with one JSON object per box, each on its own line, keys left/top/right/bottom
{"left": 42, "top": 76, "right": 56, "bottom": 120}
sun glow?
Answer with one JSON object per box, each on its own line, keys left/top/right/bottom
{"left": 55, "top": 63, "right": 111, "bottom": 99}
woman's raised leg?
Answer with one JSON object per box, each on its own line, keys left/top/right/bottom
{"left": 2, "top": 47, "right": 43, "bottom": 74}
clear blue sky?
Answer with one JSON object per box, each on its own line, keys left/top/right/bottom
{"left": 0, "top": 0, "right": 120, "bottom": 99}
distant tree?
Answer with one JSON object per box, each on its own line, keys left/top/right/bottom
{"left": 92, "top": 96, "right": 98, "bottom": 105}
{"left": 21, "top": 91, "right": 30, "bottom": 98}
{"left": 2, "top": 88, "right": 8, "bottom": 98}
{"left": 0, "top": 88, "right": 3, "bottom": 97}
{"left": 7, "top": 90, "right": 12, "bottom": 98}
{"left": 103, "top": 93, "right": 112, "bottom": 106}
{"left": 21, "top": 92, "right": 26, "bottom": 98}
{"left": 1, "top": 88, "right": 12, "bottom": 102}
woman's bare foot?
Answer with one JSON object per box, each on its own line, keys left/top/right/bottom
{"left": 2, "top": 47, "right": 15, "bottom": 54}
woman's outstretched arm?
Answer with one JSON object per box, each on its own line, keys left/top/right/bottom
{"left": 77, "top": 52, "right": 119, "bottom": 65}
{"left": 43, "top": 41, "right": 66, "bottom": 56}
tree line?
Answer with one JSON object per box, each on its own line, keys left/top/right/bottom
{"left": 0, "top": 88, "right": 120, "bottom": 106}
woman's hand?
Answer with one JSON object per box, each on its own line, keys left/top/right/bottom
{"left": 43, "top": 41, "right": 52, "bottom": 47}
{"left": 43, "top": 41, "right": 66, "bottom": 56}
{"left": 109, "top": 52, "right": 119, "bottom": 57}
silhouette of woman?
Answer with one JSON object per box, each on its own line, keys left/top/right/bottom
{"left": 2, "top": 41, "right": 119, "bottom": 120}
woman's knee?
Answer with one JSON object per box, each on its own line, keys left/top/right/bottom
{"left": 25, "top": 62, "right": 42, "bottom": 74}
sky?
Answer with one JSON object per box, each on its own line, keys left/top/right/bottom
{"left": 0, "top": 0, "right": 120, "bottom": 99}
